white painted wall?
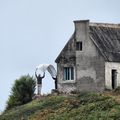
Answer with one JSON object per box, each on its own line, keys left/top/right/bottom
{"left": 105, "top": 62, "right": 120, "bottom": 89}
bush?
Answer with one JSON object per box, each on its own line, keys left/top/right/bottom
{"left": 6, "top": 75, "right": 36, "bottom": 110}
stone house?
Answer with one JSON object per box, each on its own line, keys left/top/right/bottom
{"left": 55, "top": 20, "right": 120, "bottom": 93}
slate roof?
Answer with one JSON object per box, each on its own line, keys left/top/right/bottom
{"left": 89, "top": 23, "right": 120, "bottom": 62}
{"left": 55, "top": 21, "right": 120, "bottom": 63}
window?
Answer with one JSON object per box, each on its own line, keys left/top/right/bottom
{"left": 76, "top": 41, "right": 82, "bottom": 51}
{"left": 64, "top": 67, "right": 74, "bottom": 80}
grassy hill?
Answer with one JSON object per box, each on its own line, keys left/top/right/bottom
{"left": 1, "top": 92, "right": 120, "bottom": 120}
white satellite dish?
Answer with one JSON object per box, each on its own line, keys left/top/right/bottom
{"left": 47, "top": 65, "right": 57, "bottom": 78}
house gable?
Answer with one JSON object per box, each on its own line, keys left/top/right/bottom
{"left": 55, "top": 33, "right": 76, "bottom": 64}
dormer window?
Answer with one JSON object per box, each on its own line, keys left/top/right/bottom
{"left": 76, "top": 41, "right": 82, "bottom": 51}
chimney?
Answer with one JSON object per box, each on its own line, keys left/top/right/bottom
{"left": 73, "top": 20, "right": 89, "bottom": 42}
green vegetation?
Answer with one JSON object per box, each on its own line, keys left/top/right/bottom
{"left": 6, "top": 75, "right": 36, "bottom": 110}
{"left": 114, "top": 86, "right": 120, "bottom": 94}
{"left": 1, "top": 92, "right": 120, "bottom": 120}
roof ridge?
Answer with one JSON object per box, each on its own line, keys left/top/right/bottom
{"left": 90, "top": 22, "right": 120, "bottom": 28}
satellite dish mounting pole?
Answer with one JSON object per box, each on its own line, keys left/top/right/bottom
{"left": 52, "top": 77, "right": 57, "bottom": 89}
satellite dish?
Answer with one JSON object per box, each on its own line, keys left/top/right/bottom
{"left": 47, "top": 65, "right": 57, "bottom": 78}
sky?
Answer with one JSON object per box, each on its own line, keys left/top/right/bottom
{"left": 0, "top": 0, "right": 120, "bottom": 112}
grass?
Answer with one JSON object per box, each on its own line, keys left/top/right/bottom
{"left": 0, "top": 92, "right": 120, "bottom": 120}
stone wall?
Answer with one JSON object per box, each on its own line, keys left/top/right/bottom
{"left": 56, "top": 35, "right": 76, "bottom": 93}
{"left": 75, "top": 20, "right": 105, "bottom": 92}
{"left": 56, "top": 20, "right": 106, "bottom": 93}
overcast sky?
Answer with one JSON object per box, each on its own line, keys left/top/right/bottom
{"left": 0, "top": 0, "right": 120, "bottom": 112}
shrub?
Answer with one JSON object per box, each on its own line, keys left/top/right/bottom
{"left": 6, "top": 75, "right": 36, "bottom": 110}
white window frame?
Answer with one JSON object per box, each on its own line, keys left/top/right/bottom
{"left": 62, "top": 66, "right": 75, "bottom": 83}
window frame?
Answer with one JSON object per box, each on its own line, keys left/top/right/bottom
{"left": 63, "top": 67, "right": 75, "bottom": 81}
